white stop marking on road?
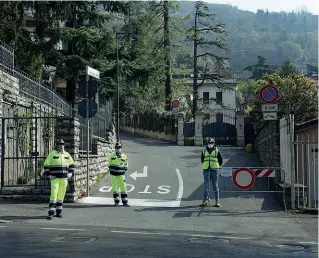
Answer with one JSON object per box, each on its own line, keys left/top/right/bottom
{"left": 99, "top": 184, "right": 135, "bottom": 193}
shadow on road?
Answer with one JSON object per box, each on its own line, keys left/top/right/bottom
{"left": 0, "top": 215, "right": 47, "bottom": 221}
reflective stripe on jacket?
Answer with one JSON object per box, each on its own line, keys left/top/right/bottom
{"left": 202, "top": 149, "right": 220, "bottom": 170}
{"left": 43, "top": 150, "right": 75, "bottom": 178}
{"left": 108, "top": 152, "right": 128, "bottom": 176}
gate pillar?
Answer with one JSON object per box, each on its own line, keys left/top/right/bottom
{"left": 194, "top": 111, "right": 203, "bottom": 146}
{"left": 236, "top": 110, "right": 245, "bottom": 146}
{"left": 177, "top": 113, "right": 184, "bottom": 146}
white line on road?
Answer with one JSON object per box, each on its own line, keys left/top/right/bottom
{"left": 0, "top": 226, "right": 7, "bottom": 228}
{"left": 175, "top": 168, "right": 183, "bottom": 205}
{"left": 298, "top": 241, "right": 319, "bottom": 245}
{"left": 111, "top": 230, "right": 171, "bottom": 236}
{"left": 77, "top": 197, "right": 180, "bottom": 207}
{"left": 41, "top": 228, "right": 86, "bottom": 231}
{"left": 190, "top": 234, "right": 253, "bottom": 240}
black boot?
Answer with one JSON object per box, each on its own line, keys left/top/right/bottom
{"left": 56, "top": 211, "right": 63, "bottom": 218}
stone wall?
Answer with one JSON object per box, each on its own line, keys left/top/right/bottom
{"left": 0, "top": 70, "right": 116, "bottom": 202}
{"left": 254, "top": 121, "right": 281, "bottom": 181}
{"left": 56, "top": 117, "right": 116, "bottom": 200}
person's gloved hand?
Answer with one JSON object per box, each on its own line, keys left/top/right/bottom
{"left": 48, "top": 175, "right": 56, "bottom": 180}
{"left": 67, "top": 173, "right": 72, "bottom": 179}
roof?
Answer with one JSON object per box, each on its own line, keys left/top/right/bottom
{"left": 295, "top": 118, "right": 318, "bottom": 132}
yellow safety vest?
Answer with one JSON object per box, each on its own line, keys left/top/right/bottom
{"left": 43, "top": 150, "right": 75, "bottom": 178}
{"left": 108, "top": 152, "right": 128, "bottom": 175}
{"left": 202, "top": 149, "right": 219, "bottom": 170}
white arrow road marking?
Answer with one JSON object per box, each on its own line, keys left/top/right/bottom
{"left": 129, "top": 166, "right": 148, "bottom": 180}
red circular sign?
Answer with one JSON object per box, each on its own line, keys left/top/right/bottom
{"left": 259, "top": 85, "right": 279, "bottom": 104}
{"left": 232, "top": 168, "right": 255, "bottom": 190}
{"left": 171, "top": 99, "right": 180, "bottom": 108}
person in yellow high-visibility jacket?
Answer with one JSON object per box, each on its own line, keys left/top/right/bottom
{"left": 42, "top": 138, "right": 75, "bottom": 220}
{"left": 108, "top": 141, "right": 129, "bottom": 207}
{"left": 200, "top": 138, "right": 223, "bottom": 208}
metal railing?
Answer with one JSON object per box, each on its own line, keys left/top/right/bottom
{"left": 0, "top": 39, "right": 72, "bottom": 116}
{"left": 76, "top": 100, "right": 113, "bottom": 152}
{"left": 293, "top": 134, "right": 318, "bottom": 210}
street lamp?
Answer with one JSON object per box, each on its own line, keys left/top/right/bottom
{"left": 116, "top": 32, "right": 125, "bottom": 142}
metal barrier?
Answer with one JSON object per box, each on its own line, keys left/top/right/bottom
{"left": 218, "top": 167, "right": 283, "bottom": 193}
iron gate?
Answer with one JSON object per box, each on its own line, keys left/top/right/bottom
{"left": 1, "top": 116, "right": 57, "bottom": 188}
{"left": 183, "top": 121, "right": 195, "bottom": 146}
{"left": 202, "top": 112, "right": 237, "bottom": 145}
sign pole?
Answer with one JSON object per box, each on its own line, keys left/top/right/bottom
{"left": 86, "top": 66, "right": 90, "bottom": 197}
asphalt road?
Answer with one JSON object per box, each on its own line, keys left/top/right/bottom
{"left": 0, "top": 223, "right": 317, "bottom": 258}
{"left": 0, "top": 132, "right": 317, "bottom": 257}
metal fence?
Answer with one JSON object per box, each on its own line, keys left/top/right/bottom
{"left": 76, "top": 100, "right": 113, "bottom": 152}
{"left": 0, "top": 39, "right": 72, "bottom": 116}
{"left": 293, "top": 134, "right": 318, "bottom": 210}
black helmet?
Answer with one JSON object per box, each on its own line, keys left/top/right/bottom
{"left": 56, "top": 138, "right": 65, "bottom": 145}
{"left": 115, "top": 142, "right": 122, "bottom": 148}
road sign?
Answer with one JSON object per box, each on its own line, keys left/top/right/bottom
{"left": 172, "top": 99, "right": 180, "bottom": 108}
{"left": 86, "top": 66, "right": 100, "bottom": 79}
{"left": 78, "top": 77, "right": 98, "bottom": 98}
{"left": 172, "top": 107, "right": 179, "bottom": 114}
{"left": 262, "top": 104, "right": 278, "bottom": 112}
{"left": 259, "top": 85, "right": 279, "bottom": 104}
{"left": 263, "top": 112, "right": 277, "bottom": 120}
{"left": 78, "top": 99, "right": 98, "bottom": 118}
{"left": 232, "top": 168, "right": 255, "bottom": 190}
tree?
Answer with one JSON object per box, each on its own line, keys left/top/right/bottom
{"left": 280, "top": 60, "right": 298, "bottom": 76}
{"left": 245, "top": 74, "right": 318, "bottom": 131}
{"left": 243, "top": 56, "right": 277, "bottom": 79}
{"left": 187, "top": 1, "right": 229, "bottom": 115}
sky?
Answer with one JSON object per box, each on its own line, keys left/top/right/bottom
{"left": 203, "top": 0, "right": 319, "bottom": 14}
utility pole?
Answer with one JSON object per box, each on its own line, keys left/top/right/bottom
{"left": 164, "top": 0, "right": 171, "bottom": 111}
{"left": 116, "top": 32, "right": 120, "bottom": 142}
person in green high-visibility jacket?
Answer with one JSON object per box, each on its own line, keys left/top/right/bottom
{"left": 108, "top": 141, "right": 129, "bottom": 207}
{"left": 42, "top": 138, "right": 75, "bottom": 220}
{"left": 200, "top": 138, "right": 223, "bottom": 208}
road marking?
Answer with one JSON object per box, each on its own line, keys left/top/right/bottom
{"left": 298, "top": 241, "right": 319, "bottom": 245}
{"left": 157, "top": 185, "right": 171, "bottom": 194}
{"left": 130, "top": 166, "right": 148, "bottom": 180}
{"left": 0, "top": 226, "right": 7, "bottom": 228}
{"left": 190, "top": 234, "right": 252, "bottom": 240}
{"left": 77, "top": 197, "right": 180, "bottom": 207}
{"left": 111, "top": 230, "right": 171, "bottom": 236}
{"left": 175, "top": 168, "right": 183, "bottom": 205}
{"left": 138, "top": 185, "right": 152, "bottom": 194}
{"left": 41, "top": 228, "right": 86, "bottom": 231}
{"left": 99, "top": 184, "right": 135, "bottom": 193}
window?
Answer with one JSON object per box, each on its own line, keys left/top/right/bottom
{"left": 203, "top": 92, "right": 209, "bottom": 104}
{"left": 216, "top": 92, "right": 222, "bottom": 103}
